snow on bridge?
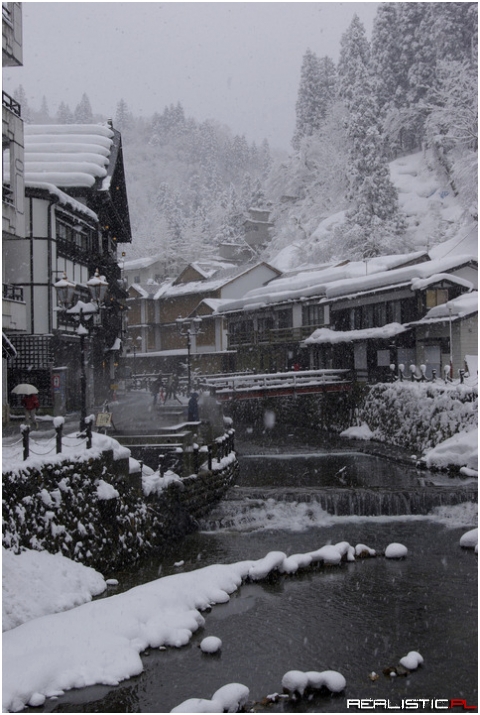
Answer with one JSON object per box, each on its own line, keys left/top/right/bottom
{"left": 202, "top": 369, "right": 352, "bottom": 401}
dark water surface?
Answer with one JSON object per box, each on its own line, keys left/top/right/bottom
{"left": 31, "top": 446, "right": 477, "bottom": 714}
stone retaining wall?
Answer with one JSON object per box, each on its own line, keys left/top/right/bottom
{"left": 2, "top": 448, "right": 238, "bottom": 572}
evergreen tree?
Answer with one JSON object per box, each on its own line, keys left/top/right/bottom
{"left": 371, "top": 4, "right": 405, "bottom": 114}
{"left": 259, "top": 138, "right": 273, "bottom": 179}
{"left": 37, "top": 96, "right": 50, "bottom": 123}
{"left": 338, "top": 15, "right": 404, "bottom": 258}
{"left": 115, "top": 98, "right": 133, "bottom": 132}
{"left": 292, "top": 49, "right": 322, "bottom": 149}
{"left": 56, "top": 101, "right": 74, "bottom": 124}
{"left": 74, "top": 93, "right": 94, "bottom": 123}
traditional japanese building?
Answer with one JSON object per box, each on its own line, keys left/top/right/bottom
{"left": 4, "top": 122, "right": 132, "bottom": 415}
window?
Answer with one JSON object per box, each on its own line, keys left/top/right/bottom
{"left": 2, "top": 142, "right": 13, "bottom": 204}
{"left": 373, "top": 303, "right": 386, "bottom": 327}
{"left": 276, "top": 308, "right": 292, "bottom": 329}
{"left": 302, "top": 304, "right": 324, "bottom": 326}
{"left": 426, "top": 288, "right": 449, "bottom": 308}
{"left": 257, "top": 316, "right": 274, "bottom": 341}
{"left": 386, "top": 301, "right": 401, "bottom": 324}
{"left": 134, "top": 275, "right": 141, "bottom": 284}
{"left": 228, "top": 320, "right": 254, "bottom": 346}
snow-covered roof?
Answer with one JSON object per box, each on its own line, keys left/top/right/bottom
{"left": 217, "top": 251, "right": 432, "bottom": 314}
{"left": 411, "top": 274, "right": 474, "bottom": 292}
{"left": 123, "top": 254, "right": 164, "bottom": 271}
{"left": 323, "top": 255, "right": 477, "bottom": 301}
{"left": 411, "top": 292, "right": 478, "bottom": 326}
{"left": 156, "top": 263, "right": 277, "bottom": 300}
{"left": 25, "top": 181, "right": 98, "bottom": 221}
{"left": 304, "top": 322, "right": 408, "bottom": 346}
{"left": 24, "top": 124, "right": 114, "bottom": 189}
{"left": 127, "top": 284, "right": 158, "bottom": 299}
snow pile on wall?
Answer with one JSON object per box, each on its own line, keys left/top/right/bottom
{"left": 357, "top": 382, "right": 477, "bottom": 457}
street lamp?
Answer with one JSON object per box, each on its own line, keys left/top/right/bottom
{"left": 176, "top": 316, "right": 202, "bottom": 394}
{"left": 54, "top": 269, "right": 109, "bottom": 430}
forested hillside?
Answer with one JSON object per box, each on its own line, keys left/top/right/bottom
{"left": 14, "top": 3, "right": 477, "bottom": 274}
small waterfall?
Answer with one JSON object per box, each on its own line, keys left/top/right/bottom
{"left": 225, "top": 486, "right": 477, "bottom": 518}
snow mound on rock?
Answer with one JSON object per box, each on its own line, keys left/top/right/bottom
{"left": 340, "top": 423, "right": 374, "bottom": 441}
{"left": 385, "top": 543, "right": 408, "bottom": 559}
{"left": 399, "top": 651, "right": 424, "bottom": 670}
{"left": 200, "top": 636, "right": 222, "bottom": 654}
{"left": 460, "top": 528, "right": 478, "bottom": 549}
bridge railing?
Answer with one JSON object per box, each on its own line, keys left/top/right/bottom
{"left": 202, "top": 368, "right": 351, "bottom": 395}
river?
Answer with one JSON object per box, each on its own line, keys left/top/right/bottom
{"left": 30, "top": 438, "right": 477, "bottom": 714}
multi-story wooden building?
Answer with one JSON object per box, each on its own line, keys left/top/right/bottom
{"left": 2, "top": 2, "right": 25, "bottom": 422}
{"left": 4, "top": 122, "right": 132, "bottom": 415}
{"left": 125, "top": 261, "right": 280, "bottom": 376}
{"left": 217, "top": 252, "right": 478, "bottom": 381}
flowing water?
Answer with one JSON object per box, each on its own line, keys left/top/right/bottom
{"left": 31, "top": 443, "right": 478, "bottom": 714}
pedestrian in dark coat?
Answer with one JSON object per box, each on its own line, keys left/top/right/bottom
{"left": 188, "top": 392, "right": 199, "bottom": 422}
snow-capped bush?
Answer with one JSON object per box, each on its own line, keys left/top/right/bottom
{"left": 357, "top": 383, "right": 477, "bottom": 456}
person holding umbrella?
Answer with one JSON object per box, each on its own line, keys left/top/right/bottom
{"left": 11, "top": 384, "right": 40, "bottom": 430}
{"left": 22, "top": 393, "right": 39, "bottom": 429}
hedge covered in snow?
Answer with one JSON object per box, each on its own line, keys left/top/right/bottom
{"left": 357, "top": 382, "right": 477, "bottom": 454}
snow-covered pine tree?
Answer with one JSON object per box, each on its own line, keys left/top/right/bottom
{"left": 56, "top": 101, "right": 74, "bottom": 124}
{"left": 425, "top": 59, "right": 478, "bottom": 211}
{"left": 259, "top": 138, "right": 273, "bottom": 180}
{"left": 115, "top": 99, "right": 133, "bottom": 133}
{"left": 292, "top": 49, "right": 322, "bottom": 150}
{"left": 36, "top": 96, "right": 50, "bottom": 124}
{"left": 74, "top": 93, "right": 94, "bottom": 124}
{"left": 338, "top": 14, "right": 405, "bottom": 259}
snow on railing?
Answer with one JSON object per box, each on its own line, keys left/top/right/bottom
{"left": 203, "top": 368, "right": 351, "bottom": 395}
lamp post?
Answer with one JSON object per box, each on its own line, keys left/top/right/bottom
{"left": 448, "top": 305, "right": 453, "bottom": 378}
{"left": 176, "top": 316, "right": 202, "bottom": 394}
{"left": 54, "top": 269, "right": 109, "bottom": 430}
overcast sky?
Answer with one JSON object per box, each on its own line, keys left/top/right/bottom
{"left": 3, "top": 2, "right": 380, "bottom": 150}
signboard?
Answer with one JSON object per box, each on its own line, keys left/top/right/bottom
{"left": 96, "top": 412, "right": 112, "bottom": 428}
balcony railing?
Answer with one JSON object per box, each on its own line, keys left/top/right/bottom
{"left": 2, "top": 182, "right": 14, "bottom": 205}
{"left": 229, "top": 324, "right": 326, "bottom": 348}
{"left": 3, "top": 284, "right": 24, "bottom": 302}
{"left": 2, "top": 91, "right": 21, "bottom": 118}
{"left": 2, "top": 3, "right": 12, "bottom": 24}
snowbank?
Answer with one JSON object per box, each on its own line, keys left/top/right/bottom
{"left": 2, "top": 540, "right": 372, "bottom": 712}
{"left": 422, "top": 428, "right": 478, "bottom": 473}
{"left": 340, "top": 423, "right": 374, "bottom": 441}
{"left": 2, "top": 548, "right": 106, "bottom": 632}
